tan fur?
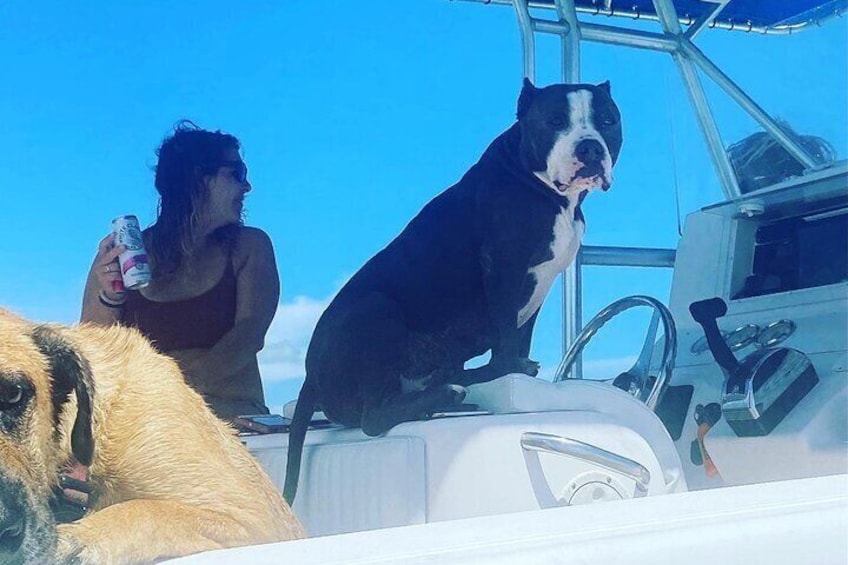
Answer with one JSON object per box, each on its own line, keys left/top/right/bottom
{"left": 0, "top": 308, "right": 304, "bottom": 564}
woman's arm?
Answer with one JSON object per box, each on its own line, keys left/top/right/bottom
{"left": 80, "top": 234, "right": 127, "bottom": 325}
{"left": 175, "top": 227, "right": 281, "bottom": 395}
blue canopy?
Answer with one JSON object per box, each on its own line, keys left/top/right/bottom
{"left": 539, "top": 0, "right": 847, "bottom": 33}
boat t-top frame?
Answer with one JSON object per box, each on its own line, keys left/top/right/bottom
{"left": 458, "top": 0, "right": 846, "bottom": 373}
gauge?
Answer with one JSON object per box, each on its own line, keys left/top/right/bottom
{"left": 725, "top": 324, "right": 760, "bottom": 351}
{"left": 690, "top": 331, "right": 729, "bottom": 355}
{"left": 756, "top": 319, "right": 796, "bottom": 348}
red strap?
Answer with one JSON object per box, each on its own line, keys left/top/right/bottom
{"left": 696, "top": 423, "right": 721, "bottom": 479}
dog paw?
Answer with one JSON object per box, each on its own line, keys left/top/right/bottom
{"left": 421, "top": 384, "right": 467, "bottom": 416}
{"left": 517, "top": 358, "right": 541, "bottom": 377}
{"left": 443, "top": 384, "right": 468, "bottom": 404}
{"left": 55, "top": 528, "right": 85, "bottom": 565}
{"left": 56, "top": 524, "right": 103, "bottom": 565}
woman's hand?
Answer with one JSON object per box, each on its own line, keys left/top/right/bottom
{"left": 92, "top": 233, "right": 126, "bottom": 298}
{"left": 80, "top": 233, "right": 127, "bottom": 324}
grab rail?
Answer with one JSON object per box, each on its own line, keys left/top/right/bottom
{"left": 521, "top": 432, "right": 651, "bottom": 496}
{"left": 580, "top": 245, "right": 676, "bottom": 268}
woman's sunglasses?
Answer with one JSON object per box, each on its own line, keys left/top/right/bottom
{"left": 218, "top": 160, "right": 249, "bottom": 184}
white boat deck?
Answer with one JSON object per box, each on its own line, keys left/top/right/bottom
{"left": 170, "top": 473, "right": 848, "bottom": 565}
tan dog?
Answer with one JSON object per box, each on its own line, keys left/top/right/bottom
{"left": 0, "top": 309, "right": 304, "bottom": 564}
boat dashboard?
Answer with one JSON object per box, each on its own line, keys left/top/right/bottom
{"left": 666, "top": 161, "right": 847, "bottom": 490}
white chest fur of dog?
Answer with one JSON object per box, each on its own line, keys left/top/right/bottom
{"left": 517, "top": 199, "right": 585, "bottom": 328}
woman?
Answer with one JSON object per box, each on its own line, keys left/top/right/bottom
{"left": 81, "top": 121, "right": 280, "bottom": 420}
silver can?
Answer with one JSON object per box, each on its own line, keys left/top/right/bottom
{"left": 111, "top": 215, "right": 152, "bottom": 290}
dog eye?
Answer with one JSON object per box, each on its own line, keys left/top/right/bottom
{"left": 600, "top": 116, "right": 619, "bottom": 127}
{"left": 547, "top": 117, "right": 566, "bottom": 128}
{"left": 0, "top": 382, "right": 24, "bottom": 407}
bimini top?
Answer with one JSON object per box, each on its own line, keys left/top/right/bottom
{"left": 509, "top": 0, "right": 847, "bottom": 34}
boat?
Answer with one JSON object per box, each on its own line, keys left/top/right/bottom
{"left": 170, "top": 1, "right": 848, "bottom": 562}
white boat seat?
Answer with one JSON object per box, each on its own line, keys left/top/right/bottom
{"left": 465, "top": 373, "right": 686, "bottom": 492}
{"left": 249, "top": 374, "right": 686, "bottom": 537}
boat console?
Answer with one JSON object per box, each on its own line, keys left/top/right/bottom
{"left": 668, "top": 162, "right": 848, "bottom": 489}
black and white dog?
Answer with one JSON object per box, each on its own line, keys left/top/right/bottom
{"left": 284, "top": 80, "right": 622, "bottom": 503}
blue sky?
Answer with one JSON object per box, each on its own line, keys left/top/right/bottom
{"left": 1, "top": 2, "right": 845, "bottom": 411}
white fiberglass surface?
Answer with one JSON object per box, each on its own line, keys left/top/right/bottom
{"left": 167, "top": 474, "right": 848, "bottom": 565}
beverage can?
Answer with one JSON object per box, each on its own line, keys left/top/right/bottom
{"left": 111, "top": 215, "right": 152, "bottom": 290}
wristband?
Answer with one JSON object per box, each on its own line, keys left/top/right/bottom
{"left": 98, "top": 290, "right": 127, "bottom": 308}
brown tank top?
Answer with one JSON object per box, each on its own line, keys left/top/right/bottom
{"left": 122, "top": 261, "right": 237, "bottom": 352}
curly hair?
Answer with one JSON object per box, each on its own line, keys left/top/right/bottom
{"left": 147, "top": 120, "right": 242, "bottom": 276}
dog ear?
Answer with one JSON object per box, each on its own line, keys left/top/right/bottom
{"left": 517, "top": 77, "right": 538, "bottom": 120}
{"left": 31, "top": 325, "right": 95, "bottom": 466}
{"left": 597, "top": 81, "right": 611, "bottom": 95}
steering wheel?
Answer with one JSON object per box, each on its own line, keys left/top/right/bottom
{"left": 552, "top": 295, "right": 677, "bottom": 411}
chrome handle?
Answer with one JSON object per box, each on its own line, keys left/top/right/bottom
{"left": 520, "top": 432, "right": 651, "bottom": 495}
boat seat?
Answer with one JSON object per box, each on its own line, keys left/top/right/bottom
{"left": 465, "top": 373, "right": 686, "bottom": 492}
{"left": 249, "top": 374, "right": 686, "bottom": 537}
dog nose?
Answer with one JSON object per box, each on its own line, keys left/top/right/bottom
{"left": 0, "top": 504, "right": 25, "bottom": 558}
{"left": 575, "top": 139, "right": 605, "bottom": 164}
{"left": 0, "top": 478, "right": 27, "bottom": 559}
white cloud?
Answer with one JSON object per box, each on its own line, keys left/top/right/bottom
{"left": 533, "top": 354, "right": 637, "bottom": 383}
{"left": 257, "top": 290, "right": 638, "bottom": 389}
{"left": 258, "top": 294, "right": 333, "bottom": 383}
{"left": 581, "top": 355, "right": 639, "bottom": 380}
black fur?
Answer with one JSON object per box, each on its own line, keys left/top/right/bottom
{"left": 31, "top": 326, "right": 95, "bottom": 466}
{"left": 284, "top": 81, "right": 622, "bottom": 504}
